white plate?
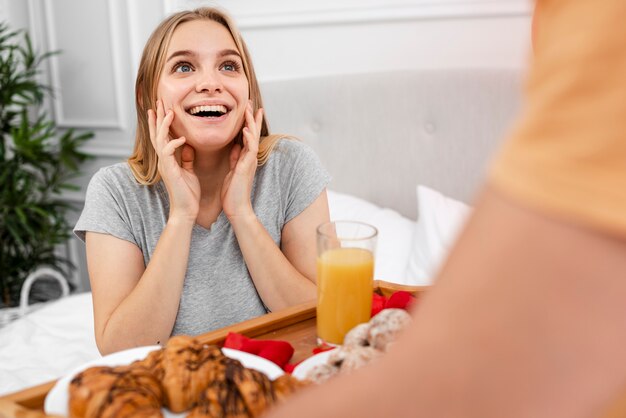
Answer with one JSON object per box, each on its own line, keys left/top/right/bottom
{"left": 44, "top": 345, "right": 284, "bottom": 417}
{"left": 291, "top": 350, "right": 335, "bottom": 381}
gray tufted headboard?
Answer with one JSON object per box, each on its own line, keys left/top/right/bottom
{"left": 260, "top": 69, "right": 524, "bottom": 219}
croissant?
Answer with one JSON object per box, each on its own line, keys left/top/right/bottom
{"left": 188, "top": 376, "right": 249, "bottom": 418}
{"left": 271, "top": 374, "right": 310, "bottom": 403}
{"left": 159, "top": 335, "right": 226, "bottom": 412}
{"left": 68, "top": 365, "right": 163, "bottom": 418}
{"left": 69, "top": 366, "right": 120, "bottom": 418}
{"left": 226, "top": 358, "right": 275, "bottom": 417}
{"left": 131, "top": 347, "right": 164, "bottom": 379}
{"left": 190, "top": 357, "right": 311, "bottom": 417}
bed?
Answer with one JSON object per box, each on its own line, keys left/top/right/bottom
{"left": 0, "top": 68, "right": 523, "bottom": 396}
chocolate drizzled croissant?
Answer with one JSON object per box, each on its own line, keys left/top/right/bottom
{"left": 226, "top": 358, "right": 275, "bottom": 417}
{"left": 188, "top": 377, "right": 249, "bottom": 418}
{"left": 68, "top": 365, "right": 163, "bottom": 418}
{"left": 131, "top": 346, "right": 164, "bottom": 378}
{"left": 189, "top": 358, "right": 311, "bottom": 418}
{"left": 159, "top": 335, "right": 226, "bottom": 412}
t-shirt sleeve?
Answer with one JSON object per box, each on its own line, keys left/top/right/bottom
{"left": 489, "top": 0, "right": 626, "bottom": 236}
{"left": 279, "top": 140, "right": 332, "bottom": 223}
{"left": 73, "top": 167, "right": 138, "bottom": 245}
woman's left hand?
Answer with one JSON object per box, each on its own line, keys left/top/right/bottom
{"left": 222, "top": 100, "right": 264, "bottom": 222}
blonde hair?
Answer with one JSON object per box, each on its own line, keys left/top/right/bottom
{"left": 128, "top": 7, "right": 285, "bottom": 185}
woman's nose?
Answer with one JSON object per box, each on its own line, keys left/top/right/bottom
{"left": 195, "top": 71, "right": 222, "bottom": 94}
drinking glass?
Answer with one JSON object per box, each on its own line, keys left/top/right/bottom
{"left": 316, "top": 221, "right": 377, "bottom": 346}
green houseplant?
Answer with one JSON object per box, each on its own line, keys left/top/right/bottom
{"left": 0, "top": 22, "right": 93, "bottom": 310}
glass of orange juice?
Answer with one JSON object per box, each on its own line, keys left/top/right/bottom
{"left": 316, "top": 221, "right": 377, "bottom": 346}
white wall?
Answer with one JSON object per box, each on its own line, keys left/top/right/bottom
{"left": 2, "top": 0, "right": 532, "bottom": 290}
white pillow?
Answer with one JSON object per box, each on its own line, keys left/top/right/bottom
{"left": 326, "top": 190, "right": 415, "bottom": 285}
{"left": 404, "top": 185, "right": 472, "bottom": 285}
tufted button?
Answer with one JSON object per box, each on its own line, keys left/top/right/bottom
{"left": 424, "top": 122, "right": 436, "bottom": 134}
{"left": 311, "top": 121, "right": 322, "bottom": 132}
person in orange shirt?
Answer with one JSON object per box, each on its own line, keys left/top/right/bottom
{"left": 266, "top": 1, "right": 626, "bottom": 417}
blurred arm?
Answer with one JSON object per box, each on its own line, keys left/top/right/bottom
{"left": 266, "top": 185, "right": 626, "bottom": 418}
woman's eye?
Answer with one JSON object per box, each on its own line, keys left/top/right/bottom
{"left": 174, "top": 63, "right": 193, "bottom": 73}
{"left": 221, "top": 61, "right": 241, "bottom": 72}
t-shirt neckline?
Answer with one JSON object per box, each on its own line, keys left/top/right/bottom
{"left": 155, "top": 180, "right": 228, "bottom": 235}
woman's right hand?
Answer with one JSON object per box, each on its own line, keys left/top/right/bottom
{"left": 148, "top": 99, "right": 200, "bottom": 223}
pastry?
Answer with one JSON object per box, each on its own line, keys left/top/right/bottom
{"left": 131, "top": 347, "right": 164, "bottom": 378}
{"left": 68, "top": 365, "right": 163, "bottom": 418}
{"left": 159, "top": 335, "right": 226, "bottom": 412}
{"left": 328, "top": 346, "right": 382, "bottom": 373}
{"left": 368, "top": 308, "right": 412, "bottom": 351}
{"left": 191, "top": 355, "right": 309, "bottom": 417}
{"left": 188, "top": 377, "right": 249, "bottom": 418}
{"left": 305, "top": 361, "right": 340, "bottom": 384}
{"left": 342, "top": 323, "right": 371, "bottom": 348}
{"left": 227, "top": 358, "right": 275, "bottom": 417}
{"left": 271, "top": 374, "right": 309, "bottom": 402}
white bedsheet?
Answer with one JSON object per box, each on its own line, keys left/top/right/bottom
{"left": 0, "top": 293, "right": 99, "bottom": 396}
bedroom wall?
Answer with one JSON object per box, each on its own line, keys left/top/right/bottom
{"left": 0, "top": 0, "right": 532, "bottom": 291}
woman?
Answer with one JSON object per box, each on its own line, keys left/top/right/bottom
{"left": 74, "top": 7, "right": 330, "bottom": 355}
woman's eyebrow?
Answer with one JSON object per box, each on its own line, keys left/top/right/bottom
{"left": 218, "top": 49, "right": 241, "bottom": 59}
{"left": 166, "top": 50, "right": 196, "bottom": 63}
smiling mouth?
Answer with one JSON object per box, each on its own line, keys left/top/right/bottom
{"left": 187, "top": 104, "right": 228, "bottom": 118}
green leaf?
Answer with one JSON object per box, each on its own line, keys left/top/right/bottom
{"left": 5, "top": 222, "right": 25, "bottom": 247}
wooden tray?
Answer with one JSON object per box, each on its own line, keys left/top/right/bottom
{"left": 0, "top": 280, "right": 425, "bottom": 418}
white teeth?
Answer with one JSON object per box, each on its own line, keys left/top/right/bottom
{"left": 188, "top": 105, "right": 227, "bottom": 115}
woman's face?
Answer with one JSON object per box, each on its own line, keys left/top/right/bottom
{"left": 156, "top": 19, "right": 249, "bottom": 151}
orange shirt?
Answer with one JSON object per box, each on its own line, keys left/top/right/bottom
{"left": 490, "top": 0, "right": 626, "bottom": 236}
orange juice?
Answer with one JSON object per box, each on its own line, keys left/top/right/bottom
{"left": 316, "top": 247, "right": 374, "bottom": 345}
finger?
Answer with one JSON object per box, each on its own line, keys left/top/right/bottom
{"left": 159, "top": 100, "right": 170, "bottom": 129}
{"left": 154, "top": 100, "right": 166, "bottom": 149}
{"left": 162, "top": 136, "right": 186, "bottom": 157}
{"left": 180, "top": 143, "right": 195, "bottom": 170}
{"left": 251, "top": 108, "right": 263, "bottom": 152}
{"left": 244, "top": 101, "right": 255, "bottom": 135}
{"left": 240, "top": 128, "right": 258, "bottom": 169}
{"left": 242, "top": 123, "right": 258, "bottom": 155}
{"left": 157, "top": 109, "right": 174, "bottom": 150}
{"left": 229, "top": 143, "right": 242, "bottom": 171}
{"left": 241, "top": 127, "right": 249, "bottom": 150}
{"left": 156, "top": 99, "right": 164, "bottom": 128}
{"left": 243, "top": 105, "right": 259, "bottom": 151}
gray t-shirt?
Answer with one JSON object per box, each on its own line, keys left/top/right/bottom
{"left": 74, "top": 139, "right": 330, "bottom": 336}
